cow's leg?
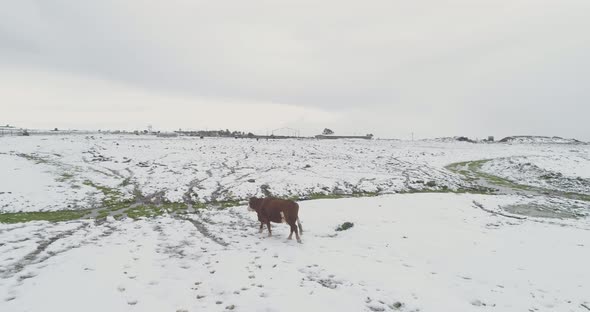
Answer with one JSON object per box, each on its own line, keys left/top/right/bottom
{"left": 287, "top": 221, "right": 300, "bottom": 243}
{"left": 293, "top": 221, "right": 301, "bottom": 243}
{"left": 259, "top": 222, "right": 264, "bottom": 234}
{"left": 288, "top": 222, "right": 294, "bottom": 240}
{"left": 266, "top": 221, "right": 272, "bottom": 237}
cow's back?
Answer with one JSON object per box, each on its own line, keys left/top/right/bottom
{"left": 261, "top": 198, "right": 298, "bottom": 223}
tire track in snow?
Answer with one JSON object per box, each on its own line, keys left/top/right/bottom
{"left": 0, "top": 223, "right": 89, "bottom": 279}
{"left": 181, "top": 217, "right": 229, "bottom": 247}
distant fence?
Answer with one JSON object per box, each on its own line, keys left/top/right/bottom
{"left": 0, "top": 127, "right": 23, "bottom": 136}
{"left": 0, "top": 129, "right": 100, "bottom": 137}
{"left": 25, "top": 130, "right": 97, "bottom": 136}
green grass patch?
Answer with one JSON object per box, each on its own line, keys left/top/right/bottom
{"left": 123, "top": 202, "right": 190, "bottom": 219}
{"left": 0, "top": 209, "right": 91, "bottom": 224}
{"left": 454, "top": 187, "right": 495, "bottom": 194}
{"left": 83, "top": 180, "right": 120, "bottom": 197}
{"left": 16, "top": 153, "right": 48, "bottom": 164}
{"left": 446, "top": 159, "right": 590, "bottom": 201}
{"left": 192, "top": 202, "right": 207, "bottom": 210}
{"left": 125, "top": 205, "right": 163, "bottom": 219}
{"left": 105, "top": 199, "right": 135, "bottom": 211}
{"left": 306, "top": 193, "right": 344, "bottom": 200}
{"left": 446, "top": 159, "right": 531, "bottom": 190}
{"left": 56, "top": 172, "right": 75, "bottom": 183}
{"left": 399, "top": 187, "right": 493, "bottom": 195}
{"left": 83, "top": 180, "right": 134, "bottom": 210}
{"left": 216, "top": 200, "right": 242, "bottom": 208}
{"left": 96, "top": 209, "right": 110, "bottom": 219}
{"left": 119, "top": 177, "right": 132, "bottom": 187}
{"left": 351, "top": 191, "right": 379, "bottom": 197}
{"left": 562, "top": 192, "right": 590, "bottom": 202}
{"left": 161, "top": 202, "right": 189, "bottom": 212}
{"left": 113, "top": 214, "right": 124, "bottom": 220}
{"left": 293, "top": 191, "right": 380, "bottom": 201}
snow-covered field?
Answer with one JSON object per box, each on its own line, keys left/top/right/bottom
{"left": 1, "top": 135, "right": 588, "bottom": 213}
{"left": 481, "top": 155, "right": 590, "bottom": 194}
{"left": 1, "top": 135, "right": 589, "bottom": 312}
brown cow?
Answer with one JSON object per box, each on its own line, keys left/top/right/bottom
{"left": 248, "top": 197, "right": 303, "bottom": 243}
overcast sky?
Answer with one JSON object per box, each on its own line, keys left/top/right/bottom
{"left": 1, "top": 0, "right": 589, "bottom": 140}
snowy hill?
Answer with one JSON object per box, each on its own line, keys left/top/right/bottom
{"left": 498, "top": 136, "right": 584, "bottom": 144}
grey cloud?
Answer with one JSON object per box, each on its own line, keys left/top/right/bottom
{"left": 1, "top": 0, "right": 589, "bottom": 139}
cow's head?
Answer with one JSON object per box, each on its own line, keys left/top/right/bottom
{"left": 248, "top": 197, "right": 262, "bottom": 212}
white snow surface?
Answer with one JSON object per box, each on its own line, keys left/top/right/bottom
{"left": 481, "top": 154, "right": 590, "bottom": 194}
{"left": 0, "top": 194, "right": 589, "bottom": 312}
{"left": 1, "top": 135, "right": 590, "bottom": 312}
{"left": 498, "top": 136, "right": 585, "bottom": 144}
{"left": 1, "top": 135, "right": 589, "bottom": 212}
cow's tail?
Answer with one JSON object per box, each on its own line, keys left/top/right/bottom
{"left": 297, "top": 218, "right": 303, "bottom": 235}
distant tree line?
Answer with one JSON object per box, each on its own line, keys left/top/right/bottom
{"left": 174, "top": 129, "right": 255, "bottom": 138}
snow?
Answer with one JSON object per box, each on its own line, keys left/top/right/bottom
{"left": 2, "top": 135, "right": 589, "bottom": 213}
{"left": 526, "top": 154, "right": 590, "bottom": 179}
{"left": 1, "top": 194, "right": 589, "bottom": 312}
{"left": 481, "top": 154, "right": 590, "bottom": 194}
{"left": 1, "top": 134, "right": 590, "bottom": 312}
{"left": 498, "top": 136, "right": 585, "bottom": 144}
